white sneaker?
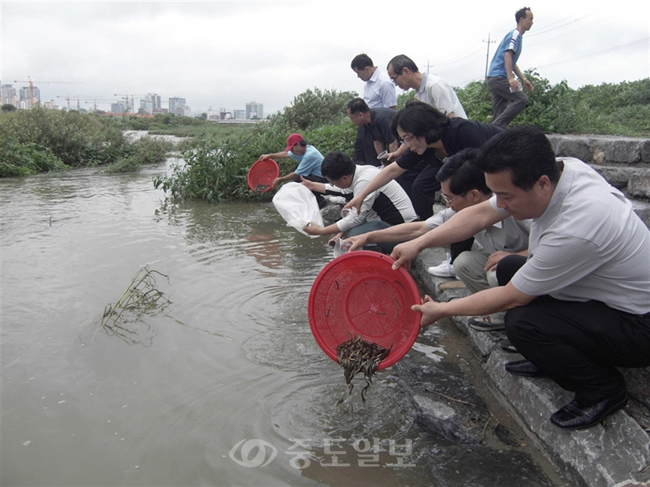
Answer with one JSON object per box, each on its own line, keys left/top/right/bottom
{"left": 427, "top": 254, "right": 457, "bottom": 278}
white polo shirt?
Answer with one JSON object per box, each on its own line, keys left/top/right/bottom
{"left": 416, "top": 73, "right": 467, "bottom": 119}
{"left": 324, "top": 165, "right": 417, "bottom": 233}
{"left": 491, "top": 158, "right": 650, "bottom": 315}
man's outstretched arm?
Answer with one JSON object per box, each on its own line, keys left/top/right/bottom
{"left": 391, "top": 200, "right": 507, "bottom": 269}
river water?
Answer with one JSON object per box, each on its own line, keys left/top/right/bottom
{"left": 1, "top": 156, "right": 562, "bottom": 486}
{"left": 0, "top": 158, "right": 440, "bottom": 486}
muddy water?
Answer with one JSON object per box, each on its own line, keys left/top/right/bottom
{"left": 1, "top": 159, "right": 560, "bottom": 486}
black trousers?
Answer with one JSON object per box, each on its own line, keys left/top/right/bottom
{"left": 450, "top": 237, "right": 474, "bottom": 263}
{"left": 496, "top": 255, "right": 650, "bottom": 402}
{"left": 395, "top": 160, "right": 426, "bottom": 202}
{"left": 408, "top": 162, "right": 440, "bottom": 220}
{"left": 343, "top": 220, "right": 395, "bottom": 254}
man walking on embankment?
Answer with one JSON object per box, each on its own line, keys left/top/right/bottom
{"left": 487, "top": 7, "right": 535, "bottom": 128}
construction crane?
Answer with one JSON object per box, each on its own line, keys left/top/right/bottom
{"left": 13, "top": 76, "right": 83, "bottom": 108}
{"left": 56, "top": 96, "right": 115, "bottom": 112}
{"left": 113, "top": 93, "right": 148, "bottom": 114}
{"left": 79, "top": 97, "right": 117, "bottom": 112}
{"left": 56, "top": 95, "right": 82, "bottom": 111}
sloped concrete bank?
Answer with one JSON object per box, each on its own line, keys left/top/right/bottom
{"left": 410, "top": 250, "right": 650, "bottom": 487}
{"left": 407, "top": 134, "right": 650, "bottom": 487}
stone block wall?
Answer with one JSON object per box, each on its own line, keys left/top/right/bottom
{"left": 547, "top": 135, "right": 650, "bottom": 227}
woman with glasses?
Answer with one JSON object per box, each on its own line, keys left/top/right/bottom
{"left": 343, "top": 101, "right": 503, "bottom": 221}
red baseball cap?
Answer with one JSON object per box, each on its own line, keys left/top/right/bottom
{"left": 285, "top": 133, "right": 303, "bottom": 152}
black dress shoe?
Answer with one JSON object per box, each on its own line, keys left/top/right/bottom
{"left": 550, "top": 390, "right": 628, "bottom": 430}
{"left": 505, "top": 359, "right": 545, "bottom": 377}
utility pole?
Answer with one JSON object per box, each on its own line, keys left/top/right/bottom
{"left": 424, "top": 61, "right": 434, "bottom": 74}
{"left": 483, "top": 33, "right": 496, "bottom": 79}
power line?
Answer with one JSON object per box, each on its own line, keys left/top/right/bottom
{"left": 529, "top": 16, "right": 612, "bottom": 45}
{"left": 434, "top": 42, "right": 483, "bottom": 67}
{"left": 527, "top": 11, "right": 596, "bottom": 38}
{"left": 537, "top": 37, "right": 649, "bottom": 69}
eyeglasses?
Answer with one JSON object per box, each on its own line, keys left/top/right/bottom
{"left": 389, "top": 70, "right": 403, "bottom": 83}
{"left": 442, "top": 192, "right": 466, "bottom": 204}
{"left": 400, "top": 133, "right": 415, "bottom": 144}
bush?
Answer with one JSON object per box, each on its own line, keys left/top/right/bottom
{"left": 153, "top": 87, "right": 360, "bottom": 202}
{"left": 154, "top": 137, "right": 250, "bottom": 202}
{"left": 105, "top": 155, "right": 142, "bottom": 174}
{"left": 397, "top": 90, "right": 416, "bottom": 109}
{"left": 105, "top": 137, "right": 174, "bottom": 174}
{"left": 457, "top": 73, "right": 650, "bottom": 136}
{"left": 283, "top": 88, "right": 358, "bottom": 131}
{"left": 0, "top": 108, "right": 127, "bottom": 167}
{"left": 0, "top": 108, "right": 174, "bottom": 177}
{"left": 128, "top": 137, "right": 174, "bottom": 165}
{"left": 456, "top": 80, "right": 492, "bottom": 121}
{"left": 0, "top": 140, "right": 67, "bottom": 177}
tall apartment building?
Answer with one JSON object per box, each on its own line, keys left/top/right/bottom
{"left": 169, "top": 97, "right": 187, "bottom": 116}
{"left": 138, "top": 94, "right": 161, "bottom": 115}
{"left": 139, "top": 99, "right": 154, "bottom": 114}
{"left": 146, "top": 93, "right": 161, "bottom": 110}
{"left": 111, "top": 102, "right": 126, "bottom": 114}
{"left": 1, "top": 84, "right": 18, "bottom": 107}
{"left": 245, "top": 101, "right": 263, "bottom": 120}
{"left": 19, "top": 85, "right": 40, "bottom": 109}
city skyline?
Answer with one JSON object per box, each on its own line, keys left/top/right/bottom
{"left": 1, "top": 82, "right": 263, "bottom": 120}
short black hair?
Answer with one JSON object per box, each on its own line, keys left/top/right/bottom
{"left": 391, "top": 100, "right": 450, "bottom": 144}
{"left": 351, "top": 54, "right": 373, "bottom": 71}
{"left": 477, "top": 126, "right": 560, "bottom": 191}
{"left": 515, "top": 7, "right": 531, "bottom": 23}
{"left": 347, "top": 97, "right": 370, "bottom": 115}
{"left": 321, "top": 151, "right": 356, "bottom": 181}
{"left": 436, "top": 148, "right": 491, "bottom": 196}
{"left": 387, "top": 54, "right": 419, "bottom": 75}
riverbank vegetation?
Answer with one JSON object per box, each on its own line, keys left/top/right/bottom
{"left": 2, "top": 74, "right": 648, "bottom": 189}
{"left": 458, "top": 71, "right": 650, "bottom": 136}
{"left": 153, "top": 88, "right": 359, "bottom": 202}
{"left": 154, "top": 75, "right": 650, "bottom": 202}
{"left": 0, "top": 108, "right": 173, "bottom": 177}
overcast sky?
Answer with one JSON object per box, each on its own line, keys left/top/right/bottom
{"left": 2, "top": 1, "right": 649, "bottom": 116}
